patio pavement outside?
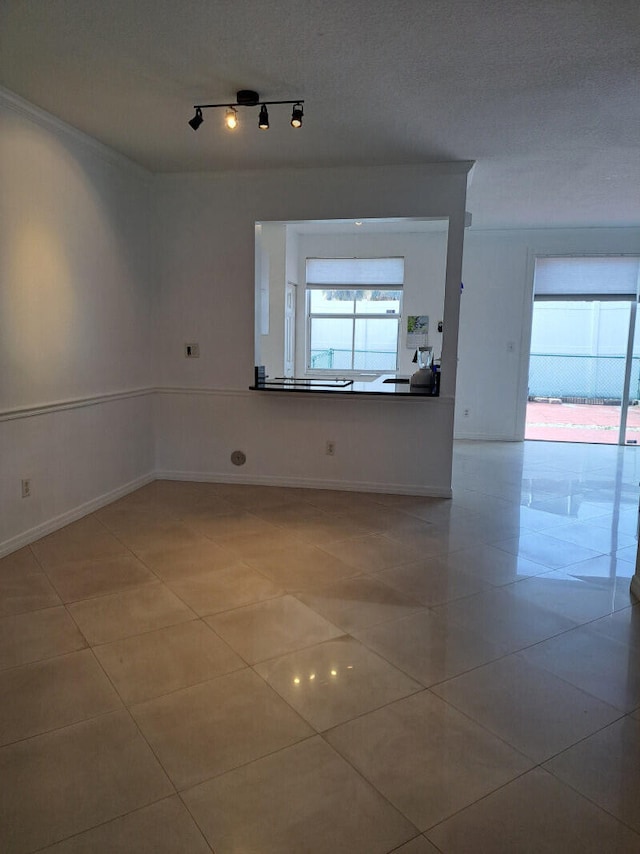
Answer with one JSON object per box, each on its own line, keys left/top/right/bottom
{"left": 525, "top": 400, "right": 640, "bottom": 444}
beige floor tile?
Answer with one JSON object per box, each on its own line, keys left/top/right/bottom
{"left": 44, "top": 553, "right": 157, "bottom": 602}
{"left": 331, "top": 504, "right": 419, "bottom": 533}
{"left": 376, "top": 558, "right": 491, "bottom": 607}
{"left": 545, "top": 717, "right": 640, "bottom": 834}
{"left": 94, "top": 502, "right": 175, "bottom": 536}
{"left": 0, "top": 606, "right": 86, "bottom": 670}
{"left": 148, "top": 483, "right": 232, "bottom": 518}
{"left": 113, "top": 520, "right": 208, "bottom": 552}
{"left": 2, "top": 447, "right": 636, "bottom": 853}
{"left": 0, "top": 649, "right": 122, "bottom": 745}
{"left": 353, "top": 609, "right": 506, "bottom": 686}
{"left": 432, "top": 653, "right": 621, "bottom": 762}
{"left": 186, "top": 510, "right": 276, "bottom": 541}
{"left": 426, "top": 767, "right": 640, "bottom": 853}
{"left": 68, "top": 582, "right": 195, "bottom": 645}
{"left": 30, "top": 516, "right": 127, "bottom": 568}
{"left": 445, "top": 543, "right": 549, "bottom": 586}
{"left": 443, "top": 514, "right": 526, "bottom": 546}
{"left": 40, "top": 796, "right": 212, "bottom": 853}
{"left": 134, "top": 539, "right": 240, "bottom": 581}
{"left": 432, "top": 585, "right": 578, "bottom": 654}
{"left": 586, "top": 604, "right": 640, "bottom": 650}
{"left": 493, "top": 532, "right": 603, "bottom": 569}
{"left": 255, "top": 636, "right": 422, "bottom": 731}
{"left": 131, "top": 668, "right": 313, "bottom": 789}
{"left": 568, "top": 554, "right": 636, "bottom": 582}
{"left": 510, "top": 565, "right": 633, "bottom": 624}
{"left": 522, "top": 624, "right": 640, "bottom": 712}
{"left": 0, "top": 547, "right": 42, "bottom": 575}
{"left": 281, "top": 516, "right": 371, "bottom": 546}
{"left": 322, "top": 533, "right": 420, "bottom": 573}
{"left": 0, "top": 548, "right": 61, "bottom": 616}
{"left": 392, "top": 496, "right": 477, "bottom": 524}
{"left": 304, "top": 489, "right": 380, "bottom": 513}
{"left": 94, "top": 620, "right": 244, "bottom": 704}
{"left": 213, "top": 484, "right": 299, "bottom": 510}
{"left": 206, "top": 595, "right": 344, "bottom": 663}
{"left": 108, "top": 483, "right": 161, "bottom": 507}
{"left": 541, "top": 520, "right": 637, "bottom": 554}
{"left": 245, "top": 543, "right": 359, "bottom": 591}
{"left": 0, "top": 710, "right": 173, "bottom": 854}
{"left": 183, "top": 736, "right": 417, "bottom": 854}
{"left": 214, "top": 529, "right": 305, "bottom": 559}
{"left": 167, "top": 563, "right": 282, "bottom": 616}
{"left": 252, "top": 501, "right": 323, "bottom": 526}
{"left": 392, "top": 838, "right": 442, "bottom": 853}
{"left": 382, "top": 524, "right": 463, "bottom": 558}
{"left": 171, "top": 500, "right": 237, "bottom": 527}
{"left": 296, "top": 575, "right": 424, "bottom": 632}
{"left": 326, "top": 691, "right": 532, "bottom": 830}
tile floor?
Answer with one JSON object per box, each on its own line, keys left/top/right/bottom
{"left": 1, "top": 439, "right": 640, "bottom": 852}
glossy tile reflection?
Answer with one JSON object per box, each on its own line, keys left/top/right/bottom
{"left": 1, "top": 439, "right": 639, "bottom": 852}
{"left": 255, "top": 636, "right": 422, "bottom": 730}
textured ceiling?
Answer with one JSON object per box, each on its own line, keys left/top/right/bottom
{"left": 1, "top": 0, "right": 639, "bottom": 228}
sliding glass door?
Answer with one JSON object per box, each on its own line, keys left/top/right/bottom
{"left": 526, "top": 256, "right": 640, "bottom": 446}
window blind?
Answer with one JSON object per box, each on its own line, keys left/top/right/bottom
{"left": 534, "top": 256, "right": 640, "bottom": 299}
{"left": 306, "top": 257, "right": 404, "bottom": 286}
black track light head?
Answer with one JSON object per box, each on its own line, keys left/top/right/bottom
{"left": 258, "top": 104, "right": 270, "bottom": 130}
{"left": 188, "top": 107, "right": 204, "bottom": 131}
{"left": 291, "top": 102, "right": 303, "bottom": 128}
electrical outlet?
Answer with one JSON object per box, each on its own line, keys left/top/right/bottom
{"left": 21, "top": 479, "right": 31, "bottom": 498}
{"left": 326, "top": 440, "right": 336, "bottom": 456}
{"left": 463, "top": 408, "right": 470, "bottom": 418}
{"left": 185, "top": 343, "right": 200, "bottom": 358}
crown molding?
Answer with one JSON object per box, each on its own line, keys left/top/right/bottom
{"left": 0, "top": 85, "right": 151, "bottom": 182}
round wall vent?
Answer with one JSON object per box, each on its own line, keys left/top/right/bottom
{"left": 230, "top": 450, "right": 246, "bottom": 466}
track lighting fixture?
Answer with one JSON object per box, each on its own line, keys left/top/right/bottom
{"left": 187, "top": 90, "right": 304, "bottom": 133}
{"left": 188, "top": 107, "right": 203, "bottom": 131}
{"left": 290, "top": 102, "right": 303, "bottom": 128}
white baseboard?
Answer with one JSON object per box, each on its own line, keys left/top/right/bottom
{"left": 0, "top": 471, "right": 155, "bottom": 558}
{"left": 155, "top": 469, "right": 453, "bottom": 499}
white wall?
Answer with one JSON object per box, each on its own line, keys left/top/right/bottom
{"left": 0, "top": 91, "right": 155, "bottom": 554}
{"left": 154, "top": 390, "right": 455, "bottom": 496}
{"left": 456, "top": 227, "right": 640, "bottom": 440}
{"left": 153, "top": 164, "right": 470, "bottom": 496}
{"left": 257, "top": 222, "right": 287, "bottom": 375}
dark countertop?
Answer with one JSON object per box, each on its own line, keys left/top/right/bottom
{"left": 249, "top": 371, "right": 440, "bottom": 396}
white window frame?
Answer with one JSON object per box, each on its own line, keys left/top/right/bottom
{"left": 304, "top": 257, "right": 404, "bottom": 375}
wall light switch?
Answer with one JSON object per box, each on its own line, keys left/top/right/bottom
{"left": 185, "top": 343, "right": 200, "bottom": 358}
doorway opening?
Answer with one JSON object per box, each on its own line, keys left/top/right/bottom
{"left": 525, "top": 256, "right": 640, "bottom": 445}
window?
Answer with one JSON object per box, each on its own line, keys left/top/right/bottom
{"left": 306, "top": 257, "right": 403, "bottom": 372}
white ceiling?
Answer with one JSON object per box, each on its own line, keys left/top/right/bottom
{"left": 1, "top": 0, "right": 639, "bottom": 229}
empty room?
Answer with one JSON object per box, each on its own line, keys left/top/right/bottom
{"left": 1, "top": 2, "right": 639, "bottom": 852}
